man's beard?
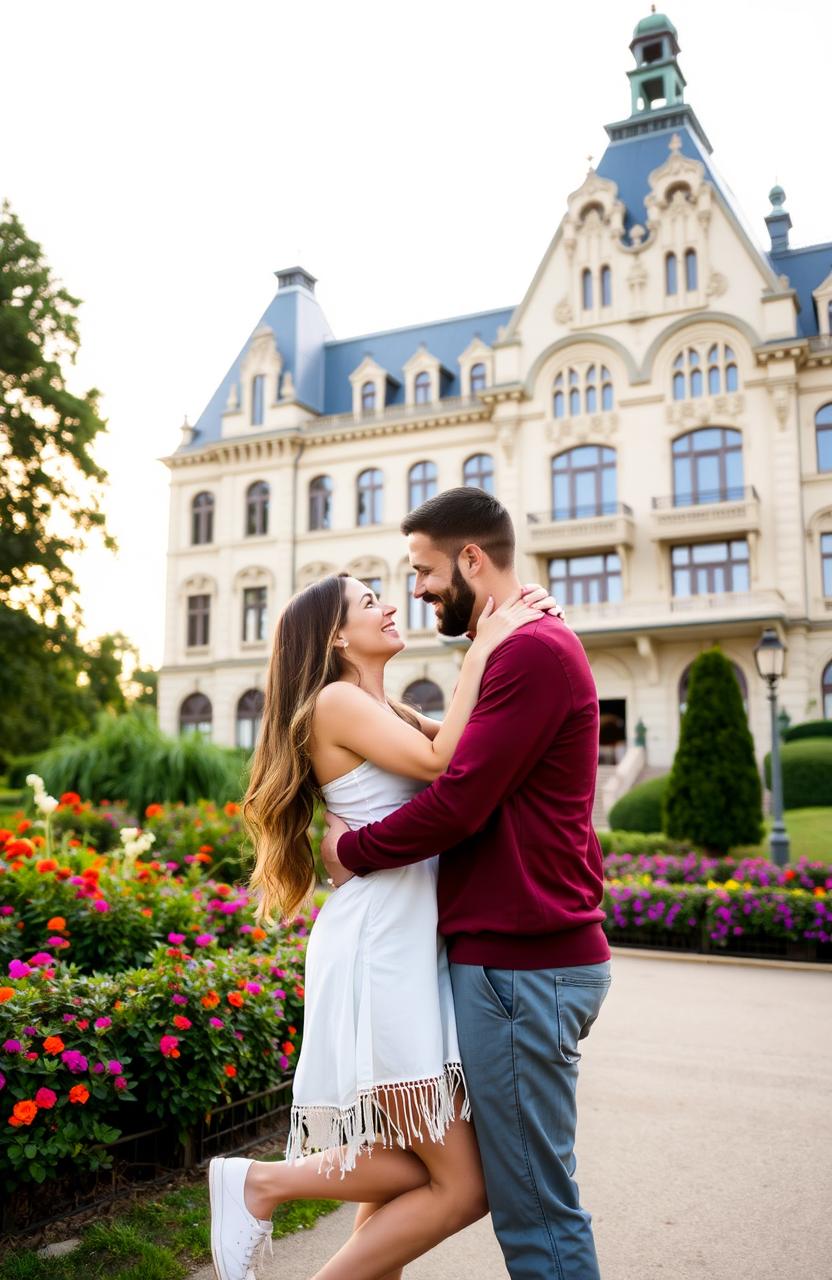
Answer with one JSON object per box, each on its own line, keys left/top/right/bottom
{"left": 422, "top": 565, "right": 477, "bottom": 637}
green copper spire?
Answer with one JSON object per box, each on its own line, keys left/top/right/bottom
{"left": 628, "top": 9, "right": 685, "bottom": 116}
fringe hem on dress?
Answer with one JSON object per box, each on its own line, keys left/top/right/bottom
{"left": 285, "top": 1061, "right": 470, "bottom": 1178}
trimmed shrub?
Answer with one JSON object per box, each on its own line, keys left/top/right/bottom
{"left": 764, "top": 739, "right": 832, "bottom": 809}
{"left": 607, "top": 776, "right": 669, "bottom": 833}
{"left": 783, "top": 720, "right": 832, "bottom": 743}
{"left": 664, "top": 648, "right": 763, "bottom": 852}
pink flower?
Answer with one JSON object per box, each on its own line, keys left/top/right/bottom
{"left": 48, "top": 936, "right": 69, "bottom": 948}
{"left": 107, "top": 1060, "right": 123, "bottom": 1075}
{"left": 209, "top": 1017, "right": 224, "bottom": 1028}
{"left": 28, "top": 952, "right": 53, "bottom": 968}
{"left": 159, "top": 1035, "right": 180, "bottom": 1058}
{"left": 245, "top": 982, "right": 262, "bottom": 995}
{"left": 8, "top": 960, "right": 31, "bottom": 979}
{"left": 25, "top": 1051, "right": 38, "bottom": 1060}
{"left": 2, "top": 1039, "right": 22, "bottom": 1053}
{"left": 93, "top": 1062, "right": 105, "bottom": 1074}
{"left": 60, "top": 1049, "right": 88, "bottom": 1073}
{"left": 194, "top": 934, "right": 214, "bottom": 948}
{"left": 0, "top": 906, "right": 14, "bottom": 916}
{"left": 167, "top": 932, "right": 185, "bottom": 945}
{"left": 0, "top": 1070, "right": 4, "bottom": 1089}
{"left": 62, "top": 1013, "right": 76, "bottom": 1023}
{"left": 92, "top": 900, "right": 110, "bottom": 913}
{"left": 35, "top": 1087, "right": 57, "bottom": 1109}
{"left": 171, "top": 994, "right": 187, "bottom": 1006}
{"left": 94, "top": 1016, "right": 112, "bottom": 1030}
{"left": 279, "top": 1054, "right": 289, "bottom": 1070}
{"left": 114, "top": 1076, "right": 127, "bottom": 1090}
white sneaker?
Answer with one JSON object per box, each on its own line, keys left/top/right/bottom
{"left": 209, "top": 1156, "right": 273, "bottom": 1280}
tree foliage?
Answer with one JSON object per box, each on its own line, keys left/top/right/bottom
{"left": 663, "top": 648, "right": 763, "bottom": 852}
{"left": 0, "top": 200, "right": 114, "bottom": 618}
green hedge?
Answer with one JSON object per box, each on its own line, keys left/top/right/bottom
{"left": 764, "top": 739, "right": 832, "bottom": 809}
{"left": 607, "top": 774, "right": 669, "bottom": 833}
{"left": 783, "top": 720, "right": 832, "bottom": 743}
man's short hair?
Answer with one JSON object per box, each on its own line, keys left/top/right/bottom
{"left": 401, "top": 487, "right": 515, "bottom": 569}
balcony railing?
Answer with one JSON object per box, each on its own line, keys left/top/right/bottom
{"left": 562, "top": 588, "right": 786, "bottom": 632}
{"left": 527, "top": 501, "right": 634, "bottom": 524}
{"left": 809, "top": 335, "right": 832, "bottom": 353}
{"left": 299, "top": 395, "right": 487, "bottom": 435}
{"left": 652, "top": 485, "right": 758, "bottom": 510}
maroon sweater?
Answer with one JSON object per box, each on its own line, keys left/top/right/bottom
{"left": 337, "top": 615, "right": 610, "bottom": 969}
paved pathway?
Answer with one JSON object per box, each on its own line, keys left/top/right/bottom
{"left": 193, "top": 953, "right": 832, "bottom": 1280}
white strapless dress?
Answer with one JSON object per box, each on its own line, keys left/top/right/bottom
{"left": 286, "top": 759, "right": 468, "bottom": 1176}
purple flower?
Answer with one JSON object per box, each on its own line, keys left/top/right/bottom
{"left": 8, "top": 959, "right": 31, "bottom": 979}
{"left": 28, "top": 952, "right": 54, "bottom": 968}
{"left": 62, "top": 1013, "right": 76, "bottom": 1023}
{"left": 165, "top": 861, "right": 179, "bottom": 870}
{"left": 167, "top": 932, "right": 185, "bottom": 945}
{"left": 195, "top": 934, "right": 215, "bottom": 948}
{"left": 245, "top": 982, "right": 261, "bottom": 995}
{"left": 61, "top": 1049, "right": 88, "bottom": 1073}
{"left": 94, "top": 1016, "right": 112, "bottom": 1030}
{"left": 0, "top": 906, "right": 14, "bottom": 916}
{"left": 23, "top": 1026, "right": 37, "bottom": 1036}
{"left": 93, "top": 1062, "right": 105, "bottom": 1074}
{"left": 2, "top": 1040, "right": 22, "bottom": 1053}
{"left": 209, "top": 1017, "right": 224, "bottom": 1028}
{"left": 0, "top": 1070, "right": 5, "bottom": 1089}
{"left": 107, "top": 1060, "right": 123, "bottom": 1075}
{"left": 92, "top": 899, "right": 110, "bottom": 913}
{"left": 172, "top": 994, "right": 187, "bottom": 1005}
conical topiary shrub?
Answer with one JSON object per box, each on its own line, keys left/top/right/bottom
{"left": 663, "top": 648, "right": 763, "bottom": 853}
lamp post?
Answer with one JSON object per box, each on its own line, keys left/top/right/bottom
{"left": 753, "top": 628, "right": 790, "bottom": 867}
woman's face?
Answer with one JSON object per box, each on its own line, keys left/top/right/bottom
{"left": 339, "top": 577, "right": 404, "bottom": 660}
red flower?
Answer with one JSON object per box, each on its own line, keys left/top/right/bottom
{"left": 145, "top": 804, "right": 164, "bottom": 818}
{"left": 16, "top": 820, "right": 32, "bottom": 835}
{"left": 68, "top": 1085, "right": 90, "bottom": 1104}
{"left": 36, "top": 859, "right": 59, "bottom": 874}
{"left": 172, "top": 1015, "right": 192, "bottom": 1030}
{"left": 199, "top": 844, "right": 214, "bottom": 854}
{"left": 223, "top": 802, "right": 240, "bottom": 817}
{"left": 47, "top": 916, "right": 66, "bottom": 931}
{"left": 43, "top": 1036, "right": 65, "bottom": 1055}
{"left": 223, "top": 1064, "right": 237, "bottom": 1078}
{"left": 59, "top": 792, "right": 81, "bottom": 805}
{"left": 0, "top": 988, "right": 14, "bottom": 1004}
{"left": 201, "top": 991, "right": 220, "bottom": 1009}
{"left": 282, "top": 1041, "right": 295, "bottom": 1055}
{"left": 35, "top": 1087, "right": 57, "bottom": 1109}
{"left": 227, "top": 992, "right": 244, "bottom": 1008}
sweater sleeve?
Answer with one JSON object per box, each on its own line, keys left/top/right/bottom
{"left": 337, "top": 631, "right": 573, "bottom": 874}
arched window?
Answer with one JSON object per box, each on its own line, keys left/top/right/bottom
{"left": 569, "top": 369, "right": 580, "bottom": 417}
{"left": 823, "top": 660, "right": 832, "bottom": 719}
{"left": 679, "top": 662, "right": 748, "bottom": 717}
{"left": 309, "top": 475, "right": 333, "bottom": 531}
{"left": 600, "top": 265, "right": 612, "bottom": 307}
{"left": 553, "top": 373, "right": 565, "bottom": 419}
{"left": 585, "top": 365, "right": 597, "bottom": 414}
{"left": 180, "top": 692, "right": 212, "bottom": 738}
{"left": 463, "top": 453, "right": 494, "bottom": 494}
{"left": 581, "top": 268, "right": 593, "bottom": 310}
{"left": 361, "top": 381, "right": 377, "bottom": 413}
{"left": 817, "top": 403, "right": 832, "bottom": 473}
{"left": 414, "top": 371, "right": 431, "bottom": 404}
{"left": 408, "top": 460, "right": 438, "bottom": 509}
{"left": 236, "top": 689, "right": 265, "bottom": 751}
{"left": 601, "top": 365, "right": 614, "bottom": 411}
{"left": 821, "top": 533, "right": 832, "bottom": 597}
{"left": 357, "top": 468, "right": 384, "bottom": 526}
{"left": 191, "top": 492, "right": 214, "bottom": 545}
{"left": 674, "top": 344, "right": 739, "bottom": 400}
{"left": 672, "top": 428, "right": 744, "bottom": 506}
{"left": 403, "top": 679, "right": 445, "bottom": 721}
{"left": 552, "top": 446, "right": 617, "bottom": 521}
{"left": 470, "top": 363, "right": 486, "bottom": 394}
{"left": 251, "top": 375, "right": 265, "bottom": 426}
{"left": 707, "top": 344, "right": 721, "bottom": 395}
{"left": 665, "top": 252, "right": 678, "bottom": 296}
{"left": 245, "top": 481, "right": 269, "bottom": 536}
{"left": 685, "top": 249, "right": 698, "bottom": 291}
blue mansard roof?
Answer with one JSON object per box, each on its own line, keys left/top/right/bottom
{"left": 182, "top": 293, "right": 513, "bottom": 453}
{"left": 768, "top": 242, "right": 832, "bottom": 338}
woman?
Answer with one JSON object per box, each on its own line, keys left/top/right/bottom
{"left": 209, "top": 573, "right": 553, "bottom": 1280}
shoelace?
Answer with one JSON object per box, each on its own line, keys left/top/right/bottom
{"left": 243, "top": 1227, "right": 273, "bottom": 1279}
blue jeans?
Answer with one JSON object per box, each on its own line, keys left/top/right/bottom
{"left": 450, "top": 960, "right": 611, "bottom": 1280}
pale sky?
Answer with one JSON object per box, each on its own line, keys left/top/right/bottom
{"left": 3, "top": 0, "right": 828, "bottom": 668}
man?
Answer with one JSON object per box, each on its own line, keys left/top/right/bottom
{"left": 321, "top": 487, "right": 611, "bottom": 1280}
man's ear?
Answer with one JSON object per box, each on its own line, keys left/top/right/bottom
{"left": 458, "top": 543, "right": 486, "bottom": 576}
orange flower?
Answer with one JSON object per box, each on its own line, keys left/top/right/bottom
{"left": 227, "top": 992, "right": 244, "bottom": 1008}
{"left": 288, "top": 1025, "right": 297, "bottom": 1035}
{"left": 814, "top": 887, "right": 826, "bottom": 897}
{"left": 6, "top": 839, "right": 34, "bottom": 857}
{"left": 68, "top": 1085, "right": 90, "bottom": 1104}
{"left": 223, "top": 802, "right": 240, "bottom": 817}
{"left": 36, "top": 859, "right": 59, "bottom": 874}
{"left": 282, "top": 1041, "right": 295, "bottom": 1055}
{"left": 145, "top": 804, "right": 164, "bottom": 818}
{"left": 60, "top": 792, "right": 81, "bottom": 805}
{"left": 223, "top": 1064, "right": 237, "bottom": 1077}
{"left": 9, "top": 1099, "right": 38, "bottom": 1127}
{"left": 199, "top": 844, "right": 214, "bottom": 854}
{"left": 201, "top": 991, "right": 220, "bottom": 1009}
{"left": 0, "top": 828, "right": 12, "bottom": 843}
{"left": 113, "top": 1000, "right": 124, "bottom": 1011}
{"left": 68, "top": 839, "right": 82, "bottom": 848}
{"left": 43, "top": 1036, "right": 65, "bottom": 1055}
{"left": 140, "top": 908, "right": 153, "bottom": 917}
{"left": 16, "top": 819, "right": 32, "bottom": 834}
{"left": 0, "top": 987, "right": 15, "bottom": 1003}
{"left": 47, "top": 917, "right": 66, "bottom": 932}
{"left": 31, "top": 835, "right": 45, "bottom": 848}
{"left": 251, "top": 928, "right": 267, "bottom": 942}
{"left": 195, "top": 853, "right": 212, "bottom": 864}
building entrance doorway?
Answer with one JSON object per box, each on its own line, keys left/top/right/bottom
{"left": 599, "top": 699, "right": 627, "bottom": 765}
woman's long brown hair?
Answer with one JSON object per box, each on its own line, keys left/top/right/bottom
{"left": 243, "top": 574, "right": 417, "bottom": 923}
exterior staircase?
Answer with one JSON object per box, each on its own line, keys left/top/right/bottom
{"left": 592, "top": 764, "right": 617, "bottom": 829}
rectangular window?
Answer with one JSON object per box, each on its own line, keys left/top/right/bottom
{"left": 822, "top": 533, "right": 832, "bottom": 597}
{"left": 819, "top": 426, "right": 832, "bottom": 473}
{"left": 548, "top": 553, "right": 622, "bottom": 606}
{"left": 251, "top": 375, "right": 265, "bottom": 426}
{"left": 671, "top": 540, "right": 749, "bottom": 597}
{"left": 407, "top": 573, "right": 434, "bottom": 629}
{"left": 187, "top": 594, "right": 210, "bottom": 647}
{"left": 242, "top": 586, "right": 267, "bottom": 642}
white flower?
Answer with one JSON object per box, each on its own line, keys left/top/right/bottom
{"left": 25, "top": 773, "right": 44, "bottom": 791}
{"left": 120, "top": 827, "right": 140, "bottom": 843}
{"left": 36, "top": 795, "right": 59, "bottom": 815}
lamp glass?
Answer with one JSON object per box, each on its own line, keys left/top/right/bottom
{"left": 754, "top": 629, "right": 786, "bottom": 681}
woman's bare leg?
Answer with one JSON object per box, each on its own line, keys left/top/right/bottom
{"left": 244, "top": 1144, "right": 429, "bottom": 1221}
{"left": 313, "top": 1103, "right": 488, "bottom": 1280}
{"left": 352, "top": 1204, "right": 402, "bottom": 1280}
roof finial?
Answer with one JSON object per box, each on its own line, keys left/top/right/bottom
{"left": 669, "top": 132, "right": 682, "bottom": 154}
{"left": 586, "top": 153, "right": 594, "bottom": 173}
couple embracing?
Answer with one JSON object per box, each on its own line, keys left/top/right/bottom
{"left": 209, "top": 487, "right": 611, "bottom": 1280}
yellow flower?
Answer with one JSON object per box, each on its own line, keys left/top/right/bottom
{"left": 724, "top": 878, "right": 740, "bottom": 890}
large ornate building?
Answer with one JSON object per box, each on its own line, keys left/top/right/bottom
{"left": 158, "top": 11, "right": 832, "bottom": 816}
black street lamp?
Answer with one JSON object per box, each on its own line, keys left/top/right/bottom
{"left": 753, "top": 628, "right": 790, "bottom": 867}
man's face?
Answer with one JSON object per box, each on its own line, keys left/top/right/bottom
{"left": 407, "top": 531, "right": 477, "bottom": 637}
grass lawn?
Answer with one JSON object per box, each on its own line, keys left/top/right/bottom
{"left": 0, "top": 1177, "right": 341, "bottom": 1280}
{"left": 733, "top": 808, "right": 832, "bottom": 865}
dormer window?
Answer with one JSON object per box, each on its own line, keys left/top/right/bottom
{"left": 414, "top": 371, "right": 431, "bottom": 405}
{"left": 470, "top": 362, "right": 486, "bottom": 394}
{"left": 361, "top": 381, "right": 376, "bottom": 413}
{"left": 251, "top": 375, "right": 265, "bottom": 426}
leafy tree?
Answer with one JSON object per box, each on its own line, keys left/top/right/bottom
{"left": 0, "top": 606, "right": 90, "bottom": 766}
{"left": 131, "top": 667, "right": 158, "bottom": 709}
{"left": 663, "top": 648, "right": 763, "bottom": 852}
{"left": 0, "top": 200, "right": 114, "bottom": 620}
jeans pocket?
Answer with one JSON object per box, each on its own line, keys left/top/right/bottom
{"left": 481, "top": 967, "right": 514, "bottom": 1019}
{"left": 554, "top": 975, "right": 610, "bottom": 1065}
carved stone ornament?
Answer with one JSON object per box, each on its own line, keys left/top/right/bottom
{"left": 225, "top": 383, "right": 240, "bottom": 411}
{"left": 554, "top": 296, "right": 573, "bottom": 324}
{"left": 769, "top": 384, "right": 791, "bottom": 430}
{"left": 562, "top": 171, "right": 626, "bottom": 253}
{"left": 706, "top": 271, "right": 728, "bottom": 298}
{"left": 644, "top": 135, "right": 710, "bottom": 228}
{"left": 280, "top": 370, "right": 296, "bottom": 401}
{"left": 497, "top": 421, "right": 518, "bottom": 463}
